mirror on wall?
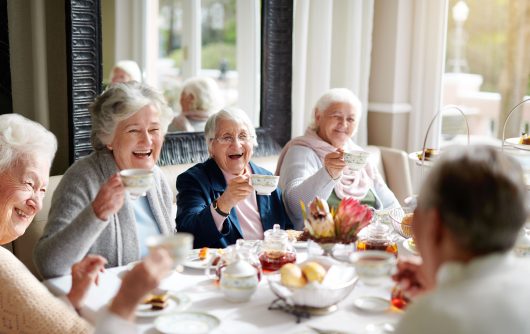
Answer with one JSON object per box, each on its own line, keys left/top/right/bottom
{"left": 102, "top": 0, "right": 261, "bottom": 134}
{"left": 66, "top": 0, "right": 292, "bottom": 165}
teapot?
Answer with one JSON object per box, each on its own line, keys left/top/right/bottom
{"left": 356, "top": 219, "right": 398, "bottom": 256}
{"left": 206, "top": 239, "right": 262, "bottom": 283}
{"left": 258, "top": 224, "right": 296, "bottom": 272}
{"left": 219, "top": 256, "right": 259, "bottom": 302}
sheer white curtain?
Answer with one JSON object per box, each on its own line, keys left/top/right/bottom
{"left": 291, "top": 0, "right": 374, "bottom": 145}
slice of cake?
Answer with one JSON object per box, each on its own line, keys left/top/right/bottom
{"left": 142, "top": 292, "right": 169, "bottom": 310}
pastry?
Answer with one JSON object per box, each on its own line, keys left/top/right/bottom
{"left": 143, "top": 292, "right": 169, "bottom": 310}
{"left": 520, "top": 133, "right": 530, "bottom": 145}
{"left": 198, "top": 247, "right": 209, "bottom": 260}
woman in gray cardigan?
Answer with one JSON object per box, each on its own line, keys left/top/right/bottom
{"left": 35, "top": 82, "right": 175, "bottom": 279}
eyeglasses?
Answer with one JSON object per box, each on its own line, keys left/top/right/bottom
{"left": 211, "top": 134, "right": 255, "bottom": 145}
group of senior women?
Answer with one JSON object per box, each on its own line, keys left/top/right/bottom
{"left": 0, "top": 113, "right": 172, "bottom": 333}
{"left": 0, "top": 81, "right": 400, "bottom": 331}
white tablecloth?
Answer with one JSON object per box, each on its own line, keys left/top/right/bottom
{"left": 44, "top": 250, "right": 407, "bottom": 334}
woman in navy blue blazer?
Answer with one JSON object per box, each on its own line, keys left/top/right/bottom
{"left": 176, "top": 107, "right": 293, "bottom": 248}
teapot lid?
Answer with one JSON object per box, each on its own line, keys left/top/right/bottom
{"left": 223, "top": 258, "right": 257, "bottom": 276}
{"left": 363, "top": 221, "right": 392, "bottom": 240}
{"left": 264, "top": 224, "right": 288, "bottom": 241}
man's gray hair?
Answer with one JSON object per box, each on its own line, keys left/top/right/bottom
{"left": 90, "top": 81, "right": 173, "bottom": 150}
{"left": 310, "top": 88, "right": 362, "bottom": 135}
{"left": 418, "top": 145, "right": 528, "bottom": 255}
{"left": 0, "top": 113, "right": 57, "bottom": 172}
{"left": 204, "top": 107, "right": 257, "bottom": 154}
{"left": 181, "top": 77, "right": 222, "bottom": 115}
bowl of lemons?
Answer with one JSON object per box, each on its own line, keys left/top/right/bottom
{"left": 268, "top": 256, "right": 357, "bottom": 309}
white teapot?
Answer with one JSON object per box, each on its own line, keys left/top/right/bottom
{"left": 219, "top": 256, "right": 259, "bottom": 302}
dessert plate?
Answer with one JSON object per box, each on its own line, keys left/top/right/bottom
{"left": 506, "top": 137, "right": 530, "bottom": 151}
{"left": 184, "top": 248, "right": 222, "bottom": 269}
{"left": 154, "top": 311, "right": 220, "bottom": 334}
{"left": 136, "top": 292, "right": 191, "bottom": 317}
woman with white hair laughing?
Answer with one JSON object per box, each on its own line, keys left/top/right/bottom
{"left": 35, "top": 81, "right": 175, "bottom": 279}
{"left": 176, "top": 107, "right": 292, "bottom": 248}
{"left": 276, "top": 88, "right": 399, "bottom": 229}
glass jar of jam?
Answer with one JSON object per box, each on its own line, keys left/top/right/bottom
{"left": 356, "top": 221, "right": 398, "bottom": 256}
{"left": 258, "top": 224, "right": 296, "bottom": 272}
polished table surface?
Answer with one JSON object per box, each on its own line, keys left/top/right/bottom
{"left": 44, "top": 248, "right": 409, "bottom": 334}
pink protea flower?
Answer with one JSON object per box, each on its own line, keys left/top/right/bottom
{"left": 301, "top": 196, "right": 373, "bottom": 243}
{"left": 334, "top": 197, "right": 373, "bottom": 240}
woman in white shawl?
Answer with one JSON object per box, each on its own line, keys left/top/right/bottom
{"left": 276, "top": 88, "right": 399, "bottom": 229}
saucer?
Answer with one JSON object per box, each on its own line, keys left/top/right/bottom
{"left": 402, "top": 239, "right": 418, "bottom": 255}
{"left": 184, "top": 248, "right": 222, "bottom": 269}
{"left": 154, "top": 311, "right": 220, "bottom": 334}
{"left": 353, "top": 296, "right": 390, "bottom": 313}
{"left": 136, "top": 292, "right": 191, "bottom": 317}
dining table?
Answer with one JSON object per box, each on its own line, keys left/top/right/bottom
{"left": 43, "top": 242, "right": 414, "bottom": 334}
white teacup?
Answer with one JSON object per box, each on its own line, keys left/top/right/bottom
{"left": 119, "top": 169, "right": 154, "bottom": 200}
{"left": 250, "top": 174, "right": 279, "bottom": 195}
{"left": 350, "top": 250, "right": 396, "bottom": 286}
{"left": 146, "top": 233, "right": 194, "bottom": 269}
{"left": 343, "top": 151, "right": 370, "bottom": 171}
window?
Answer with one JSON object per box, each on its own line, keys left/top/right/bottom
{"left": 442, "top": 0, "right": 530, "bottom": 145}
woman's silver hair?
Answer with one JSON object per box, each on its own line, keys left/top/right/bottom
{"left": 310, "top": 88, "right": 362, "bottom": 135}
{"left": 90, "top": 81, "right": 173, "bottom": 150}
{"left": 181, "top": 77, "right": 223, "bottom": 115}
{"left": 204, "top": 107, "right": 257, "bottom": 153}
{"left": 418, "top": 145, "right": 528, "bottom": 255}
{"left": 0, "top": 113, "right": 57, "bottom": 172}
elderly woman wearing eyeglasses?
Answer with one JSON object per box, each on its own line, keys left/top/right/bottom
{"left": 176, "top": 107, "right": 292, "bottom": 248}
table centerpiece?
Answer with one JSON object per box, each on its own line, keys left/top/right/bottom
{"left": 301, "top": 197, "right": 373, "bottom": 257}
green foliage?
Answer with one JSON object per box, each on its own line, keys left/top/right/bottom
{"left": 168, "top": 42, "right": 236, "bottom": 70}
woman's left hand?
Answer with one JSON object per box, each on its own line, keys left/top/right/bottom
{"left": 67, "top": 255, "right": 107, "bottom": 310}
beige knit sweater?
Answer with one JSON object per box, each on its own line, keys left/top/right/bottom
{"left": 0, "top": 247, "right": 93, "bottom": 333}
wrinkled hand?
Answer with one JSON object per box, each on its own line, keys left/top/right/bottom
{"left": 109, "top": 248, "right": 173, "bottom": 321}
{"left": 324, "top": 149, "right": 346, "bottom": 180}
{"left": 217, "top": 174, "right": 253, "bottom": 213}
{"left": 67, "top": 255, "right": 107, "bottom": 310}
{"left": 92, "top": 173, "right": 125, "bottom": 220}
{"left": 391, "top": 257, "right": 433, "bottom": 299}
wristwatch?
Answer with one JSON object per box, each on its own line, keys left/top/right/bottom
{"left": 212, "top": 199, "right": 230, "bottom": 217}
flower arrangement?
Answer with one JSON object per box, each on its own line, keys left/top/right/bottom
{"left": 301, "top": 197, "right": 373, "bottom": 244}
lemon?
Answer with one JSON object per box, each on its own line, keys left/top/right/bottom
{"left": 280, "top": 263, "right": 306, "bottom": 288}
{"left": 301, "top": 261, "right": 326, "bottom": 283}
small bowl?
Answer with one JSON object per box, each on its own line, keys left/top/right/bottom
{"left": 119, "top": 169, "right": 154, "bottom": 198}
{"left": 268, "top": 257, "right": 358, "bottom": 309}
{"left": 250, "top": 174, "right": 279, "bottom": 195}
{"left": 388, "top": 207, "right": 415, "bottom": 239}
{"left": 350, "top": 250, "right": 397, "bottom": 286}
{"left": 343, "top": 151, "right": 370, "bottom": 171}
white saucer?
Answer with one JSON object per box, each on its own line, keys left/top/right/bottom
{"left": 154, "top": 311, "right": 220, "bottom": 334}
{"left": 506, "top": 137, "right": 530, "bottom": 151}
{"left": 353, "top": 296, "right": 390, "bottom": 313}
{"left": 402, "top": 239, "right": 418, "bottom": 255}
{"left": 136, "top": 292, "right": 191, "bottom": 317}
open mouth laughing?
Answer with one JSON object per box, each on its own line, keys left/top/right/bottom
{"left": 228, "top": 152, "right": 244, "bottom": 160}
{"left": 133, "top": 149, "right": 153, "bottom": 158}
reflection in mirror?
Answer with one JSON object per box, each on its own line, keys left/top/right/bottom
{"left": 66, "top": 0, "right": 292, "bottom": 164}
{"left": 101, "top": 0, "right": 261, "bottom": 134}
